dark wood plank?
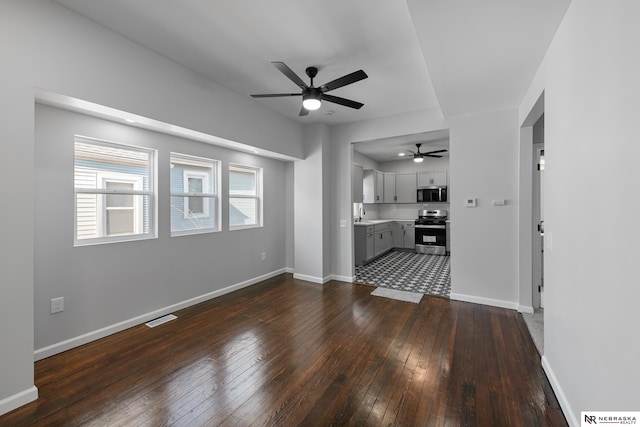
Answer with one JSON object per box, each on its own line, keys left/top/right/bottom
{"left": 0, "top": 275, "right": 567, "bottom": 427}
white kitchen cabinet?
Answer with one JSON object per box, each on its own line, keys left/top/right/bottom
{"left": 403, "top": 222, "right": 415, "bottom": 249}
{"left": 393, "top": 221, "right": 416, "bottom": 250}
{"left": 392, "top": 222, "right": 403, "bottom": 248}
{"left": 382, "top": 172, "right": 416, "bottom": 203}
{"left": 383, "top": 173, "right": 396, "bottom": 203}
{"left": 354, "top": 225, "right": 375, "bottom": 266}
{"left": 363, "top": 169, "right": 384, "bottom": 203}
{"left": 395, "top": 172, "right": 417, "bottom": 203}
{"left": 375, "top": 171, "right": 384, "bottom": 202}
{"left": 352, "top": 164, "right": 363, "bottom": 203}
{"left": 418, "top": 170, "right": 448, "bottom": 187}
{"left": 374, "top": 222, "right": 393, "bottom": 257}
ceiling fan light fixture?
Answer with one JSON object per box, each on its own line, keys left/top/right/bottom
{"left": 302, "top": 97, "right": 321, "bottom": 111}
{"left": 413, "top": 156, "right": 424, "bottom": 163}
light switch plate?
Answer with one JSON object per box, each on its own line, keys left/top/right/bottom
{"left": 340, "top": 220, "right": 347, "bottom": 228}
{"left": 492, "top": 199, "right": 506, "bottom": 206}
{"left": 465, "top": 198, "right": 477, "bottom": 207}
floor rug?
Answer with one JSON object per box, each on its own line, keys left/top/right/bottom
{"left": 521, "top": 308, "right": 544, "bottom": 355}
{"left": 356, "top": 250, "right": 451, "bottom": 298}
{"left": 371, "top": 287, "right": 423, "bottom": 304}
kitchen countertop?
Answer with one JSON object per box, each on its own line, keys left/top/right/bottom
{"left": 354, "top": 219, "right": 413, "bottom": 226}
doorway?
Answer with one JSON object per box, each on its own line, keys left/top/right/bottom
{"left": 519, "top": 93, "right": 545, "bottom": 355}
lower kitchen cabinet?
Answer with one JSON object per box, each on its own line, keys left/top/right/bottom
{"left": 402, "top": 222, "right": 415, "bottom": 249}
{"left": 374, "top": 222, "right": 393, "bottom": 257}
{"left": 354, "top": 225, "right": 375, "bottom": 266}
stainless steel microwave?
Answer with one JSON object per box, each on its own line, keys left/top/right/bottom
{"left": 417, "top": 186, "right": 447, "bottom": 203}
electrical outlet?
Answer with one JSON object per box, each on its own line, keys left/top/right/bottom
{"left": 261, "top": 252, "right": 266, "bottom": 261}
{"left": 340, "top": 219, "right": 347, "bottom": 228}
{"left": 51, "top": 297, "right": 64, "bottom": 314}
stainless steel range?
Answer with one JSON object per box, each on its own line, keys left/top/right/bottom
{"left": 415, "top": 209, "right": 448, "bottom": 255}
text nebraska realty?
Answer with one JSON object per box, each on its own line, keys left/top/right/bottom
{"left": 585, "top": 415, "right": 637, "bottom": 424}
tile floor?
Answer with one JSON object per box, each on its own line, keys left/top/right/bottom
{"left": 355, "top": 250, "right": 451, "bottom": 298}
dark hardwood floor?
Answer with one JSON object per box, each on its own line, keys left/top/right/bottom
{"left": 0, "top": 274, "right": 566, "bottom": 426}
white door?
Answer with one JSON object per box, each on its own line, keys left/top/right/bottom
{"left": 532, "top": 145, "right": 544, "bottom": 309}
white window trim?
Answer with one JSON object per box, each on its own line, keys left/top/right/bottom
{"left": 229, "top": 164, "right": 263, "bottom": 231}
{"left": 74, "top": 136, "right": 156, "bottom": 247}
{"left": 170, "top": 152, "right": 220, "bottom": 237}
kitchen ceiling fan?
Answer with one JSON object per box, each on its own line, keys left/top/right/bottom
{"left": 407, "top": 143, "right": 448, "bottom": 163}
{"left": 251, "top": 61, "right": 368, "bottom": 116}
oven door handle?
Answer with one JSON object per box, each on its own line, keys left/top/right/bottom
{"left": 415, "top": 225, "right": 446, "bottom": 229}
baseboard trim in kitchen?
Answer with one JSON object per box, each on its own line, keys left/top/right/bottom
{"left": 450, "top": 292, "right": 519, "bottom": 310}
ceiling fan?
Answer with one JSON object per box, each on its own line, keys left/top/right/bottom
{"left": 407, "top": 143, "right": 448, "bottom": 163}
{"left": 251, "top": 61, "right": 368, "bottom": 116}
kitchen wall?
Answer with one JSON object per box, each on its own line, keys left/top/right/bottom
{"left": 357, "top": 152, "right": 451, "bottom": 221}
{"left": 520, "top": 0, "right": 640, "bottom": 423}
{"left": 0, "top": 0, "right": 303, "bottom": 414}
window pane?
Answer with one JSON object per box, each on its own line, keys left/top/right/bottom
{"left": 171, "top": 196, "right": 215, "bottom": 232}
{"left": 229, "top": 169, "right": 256, "bottom": 195}
{"left": 187, "top": 196, "right": 204, "bottom": 215}
{"left": 106, "top": 182, "right": 134, "bottom": 207}
{"left": 106, "top": 209, "right": 134, "bottom": 235}
{"left": 188, "top": 177, "right": 203, "bottom": 193}
{"left": 76, "top": 194, "right": 150, "bottom": 240}
{"left": 230, "top": 197, "right": 257, "bottom": 226}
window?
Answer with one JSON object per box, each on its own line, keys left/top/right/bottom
{"left": 229, "top": 164, "right": 262, "bottom": 229}
{"left": 74, "top": 136, "right": 155, "bottom": 245}
{"left": 170, "top": 153, "right": 219, "bottom": 236}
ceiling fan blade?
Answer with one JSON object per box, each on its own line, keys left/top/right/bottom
{"left": 321, "top": 94, "right": 364, "bottom": 109}
{"left": 272, "top": 62, "right": 308, "bottom": 90}
{"left": 424, "top": 154, "right": 443, "bottom": 158}
{"left": 320, "top": 70, "right": 368, "bottom": 92}
{"left": 298, "top": 106, "right": 309, "bottom": 117}
{"left": 424, "top": 149, "right": 448, "bottom": 155}
{"left": 251, "top": 93, "right": 300, "bottom": 98}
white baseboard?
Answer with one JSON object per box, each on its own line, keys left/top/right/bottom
{"left": 285, "top": 267, "right": 295, "bottom": 274}
{"left": 450, "top": 292, "right": 519, "bottom": 310}
{"left": 34, "top": 268, "right": 287, "bottom": 361}
{"left": 330, "top": 274, "right": 354, "bottom": 283}
{"left": 518, "top": 305, "right": 535, "bottom": 314}
{"left": 0, "top": 386, "right": 38, "bottom": 417}
{"left": 542, "top": 355, "right": 576, "bottom": 427}
{"left": 292, "top": 273, "right": 324, "bottom": 284}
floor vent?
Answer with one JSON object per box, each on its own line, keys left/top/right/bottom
{"left": 145, "top": 314, "right": 177, "bottom": 328}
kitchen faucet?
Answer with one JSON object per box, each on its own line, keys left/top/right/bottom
{"left": 358, "top": 205, "right": 365, "bottom": 222}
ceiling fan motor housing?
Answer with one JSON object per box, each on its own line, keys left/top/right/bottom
{"left": 305, "top": 66, "right": 318, "bottom": 80}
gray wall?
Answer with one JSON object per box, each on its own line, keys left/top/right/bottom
{"left": 0, "top": 0, "right": 302, "bottom": 413}
{"left": 34, "top": 104, "right": 288, "bottom": 353}
{"left": 520, "top": 0, "right": 640, "bottom": 423}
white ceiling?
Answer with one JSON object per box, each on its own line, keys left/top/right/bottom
{"left": 50, "top": 0, "right": 571, "bottom": 156}
{"left": 355, "top": 130, "right": 449, "bottom": 163}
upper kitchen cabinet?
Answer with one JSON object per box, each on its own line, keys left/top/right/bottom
{"left": 352, "top": 164, "right": 364, "bottom": 203}
{"left": 363, "top": 169, "right": 384, "bottom": 203}
{"left": 418, "top": 170, "right": 448, "bottom": 187}
{"left": 395, "top": 172, "right": 417, "bottom": 203}
{"left": 383, "top": 172, "right": 416, "bottom": 203}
